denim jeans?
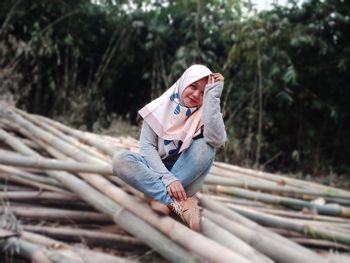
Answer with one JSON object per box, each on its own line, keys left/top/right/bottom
{"left": 112, "top": 138, "right": 215, "bottom": 204}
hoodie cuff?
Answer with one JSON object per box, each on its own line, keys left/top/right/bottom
{"left": 161, "top": 172, "right": 179, "bottom": 187}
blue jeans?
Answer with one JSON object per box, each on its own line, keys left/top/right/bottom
{"left": 112, "top": 138, "right": 215, "bottom": 204}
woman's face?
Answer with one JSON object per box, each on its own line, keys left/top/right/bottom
{"left": 181, "top": 77, "right": 208, "bottom": 108}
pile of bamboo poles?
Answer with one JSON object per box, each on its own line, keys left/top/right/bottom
{"left": 0, "top": 103, "right": 349, "bottom": 263}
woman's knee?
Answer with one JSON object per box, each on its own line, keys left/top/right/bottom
{"left": 112, "top": 150, "right": 134, "bottom": 177}
{"left": 189, "top": 138, "right": 215, "bottom": 163}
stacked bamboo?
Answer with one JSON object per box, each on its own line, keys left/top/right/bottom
{"left": 0, "top": 103, "right": 349, "bottom": 263}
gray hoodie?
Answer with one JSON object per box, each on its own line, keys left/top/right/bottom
{"left": 139, "top": 81, "right": 226, "bottom": 186}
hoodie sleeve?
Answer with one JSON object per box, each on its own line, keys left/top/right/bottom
{"left": 139, "top": 121, "right": 179, "bottom": 186}
{"left": 202, "top": 81, "right": 227, "bottom": 148}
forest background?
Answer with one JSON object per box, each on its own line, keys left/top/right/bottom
{"left": 0, "top": 0, "right": 349, "bottom": 186}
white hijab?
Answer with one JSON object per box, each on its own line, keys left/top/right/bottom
{"left": 138, "top": 65, "right": 212, "bottom": 159}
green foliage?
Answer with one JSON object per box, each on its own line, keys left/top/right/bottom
{"left": 0, "top": 0, "right": 349, "bottom": 176}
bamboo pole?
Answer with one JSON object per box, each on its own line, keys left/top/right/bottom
{"left": 0, "top": 117, "right": 20, "bottom": 132}
{"left": 208, "top": 197, "right": 350, "bottom": 229}
{"left": 0, "top": 151, "right": 111, "bottom": 175}
{"left": 266, "top": 227, "right": 304, "bottom": 238}
{"left": 205, "top": 193, "right": 270, "bottom": 208}
{"left": 21, "top": 230, "right": 138, "bottom": 263}
{"left": 0, "top": 184, "right": 33, "bottom": 191}
{"left": 239, "top": 205, "right": 350, "bottom": 234}
{"left": 0, "top": 164, "right": 62, "bottom": 188}
{"left": 6, "top": 106, "right": 127, "bottom": 190}
{"left": 254, "top": 206, "right": 350, "bottom": 224}
{"left": 0, "top": 171, "right": 70, "bottom": 194}
{"left": 323, "top": 253, "right": 350, "bottom": 263}
{"left": 11, "top": 121, "right": 75, "bottom": 160}
{"left": 214, "top": 162, "right": 350, "bottom": 198}
{"left": 228, "top": 203, "right": 350, "bottom": 245}
{"left": 20, "top": 109, "right": 110, "bottom": 162}
{"left": 0, "top": 229, "right": 83, "bottom": 263}
{"left": 210, "top": 165, "right": 287, "bottom": 187}
{"left": 209, "top": 165, "right": 350, "bottom": 206}
{"left": 23, "top": 225, "right": 145, "bottom": 248}
{"left": 198, "top": 193, "right": 329, "bottom": 263}
{"left": 2, "top": 107, "right": 108, "bottom": 166}
{"left": 19, "top": 137, "right": 43, "bottom": 151}
{"left": 211, "top": 185, "right": 350, "bottom": 218}
{"left": 0, "top": 191, "right": 79, "bottom": 202}
{"left": 289, "top": 238, "right": 350, "bottom": 250}
{"left": 30, "top": 110, "right": 119, "bottom": 156}
{"left": 0, "top": 128, "right": 35, "bottom": 156}
{"left": 0, "top": 206, "right": 112, "bottom": 223}
{"left": 201, "top": 216, "right": 273, "bottom": 263}
{"left": 205, "top": 174, "right": 350, "bottom": 200}
{"left": 321, "top": 196, "right": 350, "bottom": 207}
{"left": 36, "top": 114, "right": 124, "bottom": 156}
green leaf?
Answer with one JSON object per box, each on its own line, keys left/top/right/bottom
{"left": 283, "top": 66, "right": 297, "bottom": 84}
{"left": 64, "top": 34, "right": 73, "bottom": 46}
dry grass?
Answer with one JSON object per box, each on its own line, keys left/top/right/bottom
{"left": 100, "top": 117, "right": 141, "bottom": 139}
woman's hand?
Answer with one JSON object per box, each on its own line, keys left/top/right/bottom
{"left": 213, "top": 73, "right": 224, "bottom": 82}
{"left": 166, "top": 181, "right": 187, "bottom": 201}
{"left": 208, "top": 73, "right": 224, "bottom": 84}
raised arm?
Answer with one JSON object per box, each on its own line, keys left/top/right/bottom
{"left": 202, "top": 74, "right": 227, "bottom": 148}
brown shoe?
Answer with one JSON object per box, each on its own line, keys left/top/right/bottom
{"left": 169, "top": 197, "right": 201, "bottom": 231}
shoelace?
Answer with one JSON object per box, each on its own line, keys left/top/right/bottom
{"left": 169, "top": 202, "right": 184, "bottom": 215}
{"left": 170, "top": 201, "right": 194, "bottom": 222}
